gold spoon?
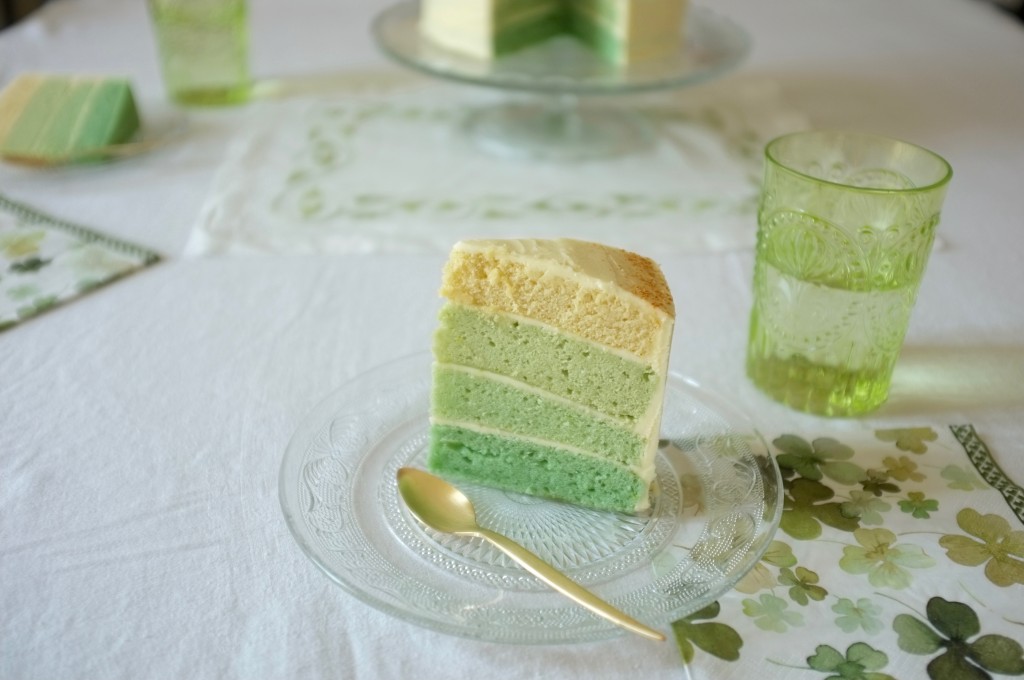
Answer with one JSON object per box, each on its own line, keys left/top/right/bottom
{"left": 396, "top": 467, "right": 665, "bottom": 642}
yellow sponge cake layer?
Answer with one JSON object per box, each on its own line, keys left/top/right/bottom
{"left": 440, "top": 239, "right": 674, "bottom": 364}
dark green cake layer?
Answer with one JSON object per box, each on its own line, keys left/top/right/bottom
{"left": 494, "top": 8, "right": 564, "bottom": 55}
{"left": 433, "top": 304, "right": 656, "bottom": 422}
{"left": 432, "top": 363, "right": 644, "bottom": 467}
{"left": 428, "top": 424, "right": 645, "bottom": 513}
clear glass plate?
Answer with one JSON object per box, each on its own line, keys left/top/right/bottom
{"left": 372, "top": 2, "right": 752, "bottom": 96}
{"left": 279, "top": 352, "right": 782, "bottom": 644}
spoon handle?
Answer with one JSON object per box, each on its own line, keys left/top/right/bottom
{"left": 476, "top": 527, "right": 665, "bottom": 642}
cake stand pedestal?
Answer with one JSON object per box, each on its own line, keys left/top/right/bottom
{"left": 462, "top": 94, "right": 654, "bottom": 161}
{"left": 372, "top": 2, "right": 751, "bottom": 162}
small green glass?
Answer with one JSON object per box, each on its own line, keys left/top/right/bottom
{"left": 148, "top": 0, "right": 251, "bottom": 106}
{"left": 746, "top": 131, "right": 952, "bottom": 417}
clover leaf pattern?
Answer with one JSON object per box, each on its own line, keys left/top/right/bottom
{"left": 842, "top": 490, "right": 892, "bottom": 526}
{"left": 899, "top": 492, "right": 939, "bottom": 519}
{"left": 875, "top": 427, "right": 939, "bottom": 454}
{"left": 781, "top": 477, "right": 861, "bottom": 540}
{"left": 775, "top": 435, "right": 867, "bottom": 484}
{"left": 672, "top": 426, "right": 1023, "bottom": 680}
{"left": 670, "top": 602, "right": 743, "bottom": 664}
{"left": 894, "top": 597, "right": 1024, "bottom": 679}
{"left": 779, "top": 566, "right": 828, "bottom": 605}
{"left": 832, "top": 598, "right": 885, "bottom": 635}
{"left": 742, "top": 593, "right": 804, "bottom": 632}
{"left": 943, "top": 464, "right": 989, "bottom": 491}
{"left": 939, "top": 508, "right": 1024, "bottom": 587}
{"left": 0, "top": 195, "right": 159, "bottom": 331}
{"left": 839, "top": 528, "right": 936, "bottom": 589}
{"left": 883, "top": 456, "right": 926, "bottom": 483}
{"left": 734, "top": 540, "right": 797, "bottom": 594}
{"left": 805, "top": 642, "right": 895, "bottom": 680}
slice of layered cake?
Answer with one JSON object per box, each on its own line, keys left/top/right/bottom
{"left": 0, "top": 74, "right": 140, "bottom": 165}
{"left": 428, "top": 238, "right": 675, "bottom": 512}
{"left": 419, "top": 0, "right": 688, "bottom": 65}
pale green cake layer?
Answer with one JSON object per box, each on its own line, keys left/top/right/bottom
{"left": 433, "top": 303, "right": 656, "bottom": 421}
{"left": 428, "top": 424, "right": 645, "bottom": 513}
{"left": 432, "top": 363, "right": 644, "bottom": 466}
{"left": 0, "top": 75, "right": 140, "bottom": 163}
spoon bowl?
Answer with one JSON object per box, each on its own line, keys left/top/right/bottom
{"left": 396, "top": 467, "right": 665, "bottom": 642}
{"left": 397, "top": 466, "right": 480, "bottom": 534}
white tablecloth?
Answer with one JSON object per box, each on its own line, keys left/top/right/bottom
{"left": 2, "top": 1, "right": 1023, "bottom": 678}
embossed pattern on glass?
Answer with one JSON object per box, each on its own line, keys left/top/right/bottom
{"left": 746, "top": 131, "right": 952, "bottom": 417}
{"left": 279, "top": 353, "right": 782, "bottom": 644}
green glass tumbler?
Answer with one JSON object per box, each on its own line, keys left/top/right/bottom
{"left": 746, "top": 131, "right": 952, "bottom": 417}
{"left": 148, "top": 0, "right": 251, "bottom": 106}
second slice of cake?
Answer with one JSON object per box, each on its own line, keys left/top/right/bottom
{"left": 428, "top": 238, "right": 675, "bottom": 513}
{"left": 0, "top": 74, "right": 140, "bottom": 165}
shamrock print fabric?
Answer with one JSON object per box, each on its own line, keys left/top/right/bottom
{"left": 672, "top": 425, "right": 1024, "bottom": 679}
{"left": 0, "top": 193, "right": 160, "bottom": 332}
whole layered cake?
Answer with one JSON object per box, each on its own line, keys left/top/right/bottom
{"left": 428, "top": 238, "right": 675, "bottom": 513}
{"left": 420, "top": 0, "right": 688, "bottom": 64}
{"left": 0, "top": 73, "right": 140, "bottom": 165}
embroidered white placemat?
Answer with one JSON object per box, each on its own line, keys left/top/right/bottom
{"left": 185, "top": 73, "right": 809, "bottom": 257}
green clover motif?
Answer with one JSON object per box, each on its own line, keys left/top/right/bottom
{"left": 734, "top": 540, "right": 797, "bottom": 594}
{"left": 833, "top": 597, "right": 885, "bottom": 635}
{"left": 9, "top": 256, "right": 52, "bottom": 274}
{"left": 941, "top": 465, "right": 988, "bottom": 491}
{"left": 894, "top": 597, "right": 1024, "bottom": 679}
{"left": 16, "top": 295, "right": 58, "bottom": 319}
{"left": 884, "top": 455, "right": 926, "bottom": 482}
{"left": 840, "top": 528, "right": 936, "bottom": 589}
{"left": 742, "top": 593, "right": 804, "bottom": 632}
{"left": 5, "top": 283, "right": 39, "bottom": 301}
{"left": 671, "top": 601, "right": 743, "bottom": 664}
{"left": 0, "top": 229, "right": 45, "bottom": 258}
{"left": 781, "top": 478, "right": 860, "bottom": 540}
{"left": 778, "top": 566, "right": 827, "bottom": 606}
{"left": 899, "top": 492, "right": 939, "bottom": 519}
{"left": 774, "top": 435, "right": 867, "bottom": 484}
{"left": 875, "top": 427, "right": 938, "bottom": 454}
{"left": 938, "top": 508, "right": 1024, "bottom": 587}
{"left": 842, "top": 490, "right": 892, "bottom": 526}
{"left": 807, "top": 642, "right": 895, "bottom": 680}
{"left": 860, "top": 469, "right": 900, "bottom": 497}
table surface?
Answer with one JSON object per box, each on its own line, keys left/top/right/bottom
{"left": 2, "top": 1, "right": 1023, "bottom": 678}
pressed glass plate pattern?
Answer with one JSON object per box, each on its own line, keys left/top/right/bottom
{"left": 280, "top": 352, "right": 782, "bottom": 644}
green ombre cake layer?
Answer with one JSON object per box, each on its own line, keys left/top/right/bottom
{"left": 0, "top": 74, "right": 140, "bottom": 165}
{"left": 429, "top": 424, "right": 648, "bottom": 513}
{"left": 428, "top": 238, "right": 675, "bottom": 513}
{"left": 434, "top": 303, "right": 658, "bottom": 421}
{"left": 419, "top": 0, "right": 688, "bottom": 65}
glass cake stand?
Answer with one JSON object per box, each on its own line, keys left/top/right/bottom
{"left": 279, "top": 352, "right": 782, "bottom": 644}
{"left": 371, "top": 2, "right": 751, "bottom": 160}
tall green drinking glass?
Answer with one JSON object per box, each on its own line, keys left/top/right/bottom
{"left": 746, "top": 131, "right": 953, "bottom": 416}
{"left": 148, "top": 0, "right": 251, "bottom": 106}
